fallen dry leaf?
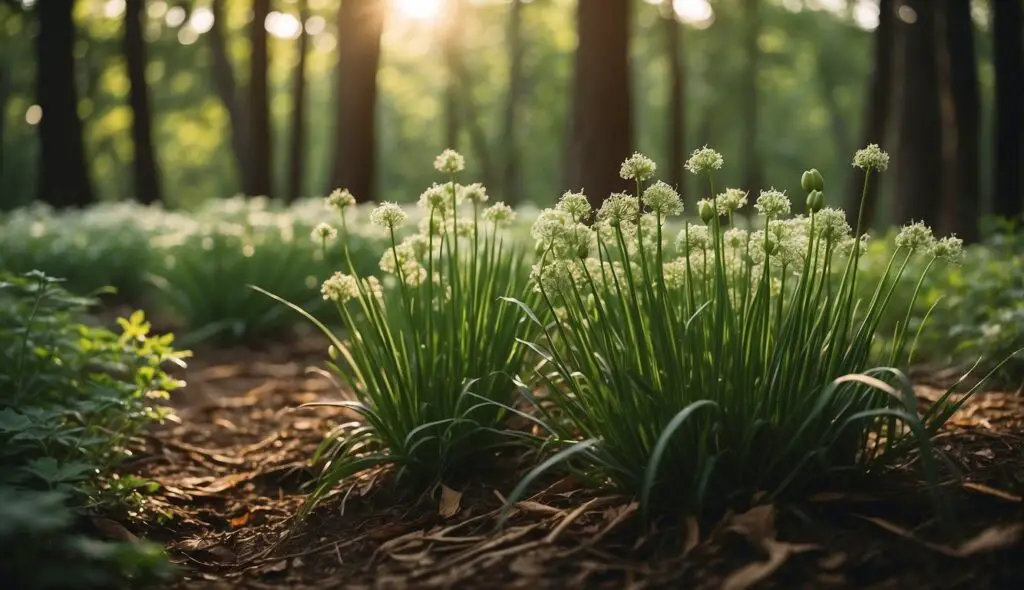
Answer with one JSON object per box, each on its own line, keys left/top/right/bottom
{"left": 258, "top": 560, "right": 288, "bottom": 575}
{"left": 722, "top": 538, "right": 816, "bottom": 590}
{"left": 91, "top": 517, "right": 139, "bottom": 543}
{"left": 230, "top": 512, "right": 253, "bottom": 528}
{"left": 957, "top": 524, "right": 1024, "bottom": 556}
{"left": 516, "top": 500, "right": 563, "bottom": 515}
{"left": 859, "top": 516, "right": 1024, "bottom": 557}
{"left": 962, "top": 481, "right": 1023, "bottom": 503}
{"left": 725, "top": 504, "right": 776, "bottom": 542}
{"left": 682, "top": 516, "right": 700, "bottom": 557}
{"left": 817, "top": 552, "right": 847, "bottom": 571}
{"left": 439, "top": 484, "right": 463, "bottom": 518}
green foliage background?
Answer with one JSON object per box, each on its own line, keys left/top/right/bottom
{"left": 0, "top": 0, "right": 996, "bottom": 211}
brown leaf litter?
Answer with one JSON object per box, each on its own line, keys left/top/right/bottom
{"left": 99, "top": 338, "right": 1024, "bottom": 589}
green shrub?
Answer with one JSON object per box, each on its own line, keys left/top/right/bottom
{"left": 504, "top": 146, "right": 993, "bottom": 520}
{"left": 0, "top": 203, "right": 165, "bottom": 300}
{"left": 260, "top": 154, "right": 535, "bottom": 512}
{"left": 861, "top": 220, "right": 1024, "bottom": 382}
{"left": 0, "top": 271, "right": 187, "bottom": 588}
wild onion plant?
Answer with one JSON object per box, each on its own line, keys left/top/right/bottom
{"left": 258, "top": 151, "right": 533, "bottom": 512}
{"left": 506, "top": 146, "right": 997, "bottom": 519}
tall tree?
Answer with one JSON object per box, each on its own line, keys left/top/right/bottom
{"left": 287, "top": 0, "right": 310, "bottom": 203}
{"left": 330, "top": 0, "right": 385, "bottom": 202}
{"left": 248, "top": 0, "right": 273, "bottom": 197}
{"left": 36, "top": 0, "right": 93, "bottom": 207}
{"left": 662, "top": 0, "right": 685, "bottom": 195}
{"left": 0, "top": 62, "right": 9, "bottom": 183}
{"left": 209, "top": 0, "right": 248, "bottom": 190}
{"left": 938, "top": 0, "right": 980, "bottom": 241}
{"left": 992, "top": 0, "right": 1024, "bottom": 221}
{"left": 442, "top": 0, "right": 462, "bottom": 150}
{"left": 740, "top": 0, "right": 761, "bottom": 193}
{"left": 566, "top": 0, "right": 633, "bottom": 210}
{"left": 500, "top": 0, "right": 525, "bottom": 203}
{"left": 441, "top": 0, "right": 496, "bottom": 186}
{"left": 892, "top": 0, "right": 942, "bottom": 227}
{"left": 847, "top": 0, "right": 894, "bottom": 229}
{"left": 124, "top": 0, "right": 162, "bottom": 204}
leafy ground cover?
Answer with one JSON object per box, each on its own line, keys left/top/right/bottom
{"left": 0, "top": 272, "right": 187, "bottom": 589}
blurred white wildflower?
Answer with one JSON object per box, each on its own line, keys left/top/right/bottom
{"left": 311, "top": 222, "right": 337, "bottom": 242}
{"left": 642, "top": 181, "right": 683, "bottom": 216}
{"left": 717, "top": 188, "right": 749, "bottom": 215}
{"left": 853, "top": 144, "right": 890, "bottom": 172}
{"left": 676, "top": 224, "right": 710, "bottom": 255}
{"left": 321, "top": 272, "right": 360, "bottom": 303}
{"left": 597, "top": 192, "right": 639, "bottom": 229}
{"left": 663, "top": 259, "right": 689, "bottom": 290}
{"left": 724, "top": 227, "right": 749, "bottom": 250}
{"left": 482, "top": 203, "right": 516, "bottom": 226}
{"left": 556, "top": 191, "right": 592, "bottom": 221}
{"left": 532, "top": 209, "right": 574, "bottom": 246}
{"left": 460, "top": 182, "right": 489, "bottom": 204}
{"left": 812, "top": 208, "right": 851, "bottom": 242}
{"left": 362, "top": 276, "right": 384, "bottom": 300}
{"left": 754, "top": 189, "right": 791, "bottom": 218}
{"left": 930, "top": 236, "right": 964, "bottom": 264}
{"left": 684, "top": 146, "right": 724, "bottom": 175}
{"left": 620, "top": 152, "right": 657, "bottom": 181}
{"left": 434, "top": 149, "right": 466, "bottom": 174}
{"left": 895, "top": 221, "right": 935, "bottom": 251}
{"left": 325, "top": 188, "right": 356, "bottom": 210}
{"left": 419, "top": 182, "right": 459, "bottom": 213}
{"left": 370, "top": 202, "right": 408, "bottom": 230}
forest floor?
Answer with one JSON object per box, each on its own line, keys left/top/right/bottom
{"left": 114, "top": 337, "right": 1024, "bottom": 589}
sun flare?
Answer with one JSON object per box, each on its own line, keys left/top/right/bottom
{"left": 394, "top": 0, "right": 443, "bottom": 21}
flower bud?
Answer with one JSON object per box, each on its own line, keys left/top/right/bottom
{"left": 698, "top": 200, "right": 715, "bottom": 223}
{"left": 328, "top": 345, "right": 339, "bottom": 360}
{"left": 806, "top": 190, "right": 825, "bottom": 213}
{"left": 801, "top": 169, "right": 824, "bottom": 193}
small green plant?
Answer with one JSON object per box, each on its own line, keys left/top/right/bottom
{"left": 861, "top": 219, "right": 1024, "bottom": 383}
{"left": 0, "top": 271, "right": 187, "bottom": 588}
{"left": 504, "top": 146, "right": 999, "bottom": 520}
{"left": 259, "top": 152, "right": 534, "bottom": 512}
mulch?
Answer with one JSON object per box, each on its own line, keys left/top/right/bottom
{"left": 112, "top": 336, "right": 1024, "bottom": 589}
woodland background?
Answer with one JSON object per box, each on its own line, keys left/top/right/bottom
{"left": 1, "top": 0, "right": 1022, "bottom": 241}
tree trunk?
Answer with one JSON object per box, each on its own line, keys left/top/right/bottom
{"left": 209, "top": 0, "right": 249, "bottom": 191}
{"left": 567, "top": 0, "right": 632, "bottom": 210}
{"left": 36, "top": 0, "right": 93, "bottom": 207}
{"left": 330, "top": 0, "right": 385, "bottom": 203}
{"left": 992, "top": 0, "right": 1024, "bottom": 221}
{"left": 892, "top": 0, "right": 942, "bottom": 228}
{"left": 740, "top": 0, "right": 761, "bottom": 193}
{"left": 442, "top": 0, "right": 462, "bottom": 150}
{"left": 663, "top": 0, "right": 685, "bottom": 195}
{"left": 938, "top": 0, "right": 980, "bottom": 242}
{"left": 248, "top": 0, "right": 273, "bottom": 197}
{"left": 125, "top": 0, "right": 162, "bottom": 204}
{"left": 500, "top": 0, "right": 525, "bottom": 203}
{"left": 0, "top": 62, "right": 9, "bottom": 184}
{"left": 286, "top": 0, "right": 309, "bottom": 203}
{"left": 847, "top": 0, "right": 894, "bottom": 229}
{"left": 814, "top": 41, "right": 852, "bottom": 190}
